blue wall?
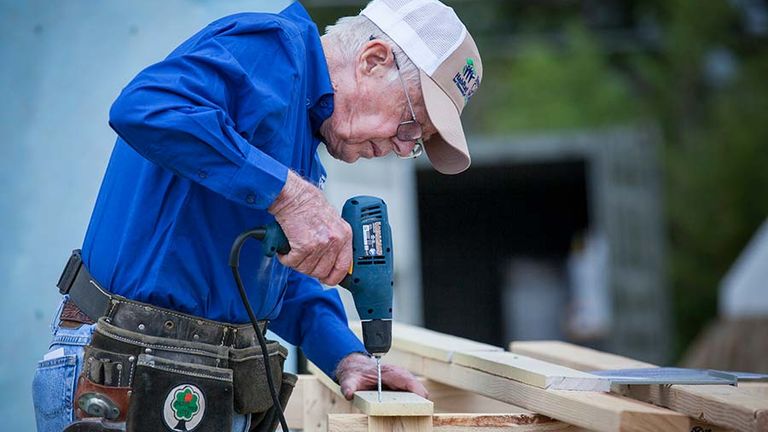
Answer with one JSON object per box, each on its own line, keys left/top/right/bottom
{"left": 0, "top": 1, "right": 292, "bottom": 428}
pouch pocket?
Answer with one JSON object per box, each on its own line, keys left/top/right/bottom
{"left": 82, "top": 345, "right": 136, "bottom": 388}
{"left": 126, "top": 354, "right": 234, "bottom": 432}
{"left": 229, "top": 340, "right": 287, "bottom": 414}
{"left": 251, "top": 372, "right": 298, "bottom": 432}
{"left": 32, "top": 355, "right": 78, "bottom": 432}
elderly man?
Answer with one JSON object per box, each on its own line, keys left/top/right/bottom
{"left": 33, "top": 1, "right": 482, "bottom": 431}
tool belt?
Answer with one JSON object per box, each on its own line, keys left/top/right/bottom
{"left": 58, "top": 250, "right": 296, "bottom": 432}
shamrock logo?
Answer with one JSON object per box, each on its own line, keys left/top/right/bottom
{"left": 172, "top": 387, "right": 200, "bottom": 421}
{"left": 163, "top": 384, "right": 206, "bottom": 431}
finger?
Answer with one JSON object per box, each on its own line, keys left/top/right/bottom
{"left": 325, "top": 239, "right": 353, "bottom": 286}
{"left": 277, "top": 248, "right": 309, "bottom": 271}
{"left": 405, "top": 378, "right": 429, "bottom": 399}
{"left": 315, "top": 237, "right": 342, "bottom": 285}
{"left": 339, "top": 374, "right": 361, "bottom": 400}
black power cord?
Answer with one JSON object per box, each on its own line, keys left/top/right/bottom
{"left": 229, "top": 228, "right": 289, "bottom": 432}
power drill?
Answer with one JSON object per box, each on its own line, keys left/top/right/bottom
{"left": 242, "top": 196, "right": 394, "bottom": 400}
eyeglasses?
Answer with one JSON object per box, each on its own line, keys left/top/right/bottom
{"left": 392, "top": 52, "right": 424, "bottom": 160}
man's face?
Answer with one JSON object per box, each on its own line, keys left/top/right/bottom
{"left": 321, "top": 41, "right": 437, "bottom": 163}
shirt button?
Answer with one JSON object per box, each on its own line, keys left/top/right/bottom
{"left": 246, "top": 194, "right": 256, "bottom": 204}
{"left": 197, "top": 169, "right": 208, "bottom": 179}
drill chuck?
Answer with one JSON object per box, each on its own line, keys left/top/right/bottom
{"left": 361, "top": 319, "right": 392, "bottom": 356}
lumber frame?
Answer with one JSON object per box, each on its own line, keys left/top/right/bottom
{"left": 365, "top": 322, "right": 689, "bottom": 432}
{"left": 511, "top": 341, "right": 768, "bottom": 432}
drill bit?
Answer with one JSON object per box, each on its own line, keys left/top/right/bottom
{"left": 376, "top": 355, "right": 382, "bottom": 402}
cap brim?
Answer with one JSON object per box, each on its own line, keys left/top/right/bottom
{"left": 420, "top": 70, "right": 471, "bottom": 175}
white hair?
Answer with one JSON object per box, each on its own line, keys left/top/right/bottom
{"left": 324, "top": 15, "right": 421, "bottom": 89}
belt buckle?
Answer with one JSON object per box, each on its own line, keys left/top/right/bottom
{"left": 57, "top": 250, "right": 83, "bottom": 295}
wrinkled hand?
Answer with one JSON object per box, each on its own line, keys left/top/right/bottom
{"left": 269, "top": 171, "right": 352, "bottom": 286}
{"left": 335, "top": 353, "right": 429, "bottom": 401}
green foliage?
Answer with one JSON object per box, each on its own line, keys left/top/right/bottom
{"left": 665, "top": 55, "right": 768, "bottom": 356}
{"left": 480, "top": 24, "right": 641, "bottom": 133}
{"left": 173, "top": 388, "right": 200, "bottom": 420}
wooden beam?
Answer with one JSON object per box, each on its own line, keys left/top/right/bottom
{"left": 386, "top": 348, "right": 689, "bottom": 432}
{"left": 509, "top": 341, "right": 655, "bottom": 372}
{"left": 368, "top": 416, "right": 433, "bottom": 432}
{"left": 353, "top": 391, "right": 434, "bottom": 416}
{"left": 424, "top": 379, "right": 529, "bottom": 413}
{"left": 350, "top": 321, "right": 503, "bottom": 362}
{"left": 452, "top": 351, "right": 610, "bottom": 392}
{"left": 285, "top": 374, "right": 359, "bottom": 431}
{"left": 328, "top": 414, "right": 587, "bottom": 431}
{"left": 511, "top": 341, "right": 768, "bottom": 432}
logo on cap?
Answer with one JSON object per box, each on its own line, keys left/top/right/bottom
{"left": 453, "top": 58, "right": 480, "bottom": 105}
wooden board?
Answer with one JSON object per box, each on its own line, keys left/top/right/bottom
{"left": 510, "top": 341, "right": 768, "bottom": 432}
{"left": 328, "top": 414, "right": 586, "bottom": 432}
{"left": 509, "top": 341, "right": 655, "bottom": 372}
{"left": 285, "top": 375, "right": 359, "bottom": 432}
{"left": 386, "top": 348, "right": 689, "bottom": 432}
{"left": 368, "top": 415, "right": 433, "bottom": 432}
{"left": 353, "top": 391, "right": 434, "bottom": 416}
{"left": 351, "top": 321, "right": 503, "bottom": 362}
{"left": 452, "top": 351, "right": 610, "bottom": 392}
{"left": 424, "top": 380, "right": 529, "bottom": 413}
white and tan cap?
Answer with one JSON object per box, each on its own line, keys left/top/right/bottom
{"left": 361, "top": 0, "right": 483, "bottom": 175}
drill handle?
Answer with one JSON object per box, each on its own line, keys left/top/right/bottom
{"left": 228, "top": 224, "right": 290, "bottom": 267}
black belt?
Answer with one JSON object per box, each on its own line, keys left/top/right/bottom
{"left": 57, "top": 249, "right": 267, "bottom": 348}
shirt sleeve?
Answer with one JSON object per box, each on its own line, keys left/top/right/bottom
{"left": 108, "top": 28, "right": 298, "bottom": 209}
{"left": 269, "top": 270, "right": 367, "bottom": 379}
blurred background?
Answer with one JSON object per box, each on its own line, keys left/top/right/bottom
{"left": 2, "top": 0, "right": 767, "bottom": 429}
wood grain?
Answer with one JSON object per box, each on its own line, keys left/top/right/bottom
{"left": 452, "top": 351, "right": 610, "bottom": 391}
{"left": 386, "top": 348, "right": 689, "bottom": 432}
{"left": 353, "top": 391, "right": 434, "bottom": 416}
{"left": 328, "top": 414, "right": 586, "bottom": 432}
{"left": 510, "top": 340, "right": 768, "bottom": 432}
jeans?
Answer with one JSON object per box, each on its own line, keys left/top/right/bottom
{"left": 32, "top": 297, "right": 251, "bottom": 432}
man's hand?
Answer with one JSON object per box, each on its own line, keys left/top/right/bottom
{"left": 269, "top": 171, "right": 352, "bottom": 286}
{"left": 335, "top": 353, "right": 429, "bottom": 400}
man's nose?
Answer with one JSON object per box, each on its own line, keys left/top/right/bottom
{"left": 391, "top": 138, "right": 416, "bottom": 157}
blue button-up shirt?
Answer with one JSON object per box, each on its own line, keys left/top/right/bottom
{"left": 82, "top": 2, "right": 365, "bottom": 377}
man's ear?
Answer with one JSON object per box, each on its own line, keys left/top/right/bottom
{"left": 358, "top": 40, "right": 394, "bottom": 76}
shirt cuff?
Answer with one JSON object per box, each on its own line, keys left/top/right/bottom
{"left": 227, "top": 145, "right": 289, "bottom": 209}
{"left": 302, "top": 320, "right": 367, "bottom": 380}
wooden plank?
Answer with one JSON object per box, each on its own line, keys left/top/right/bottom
{"left": 509, "top": 341, "right": 655, "bottom": 372}
{"left": 452, "top": 351, "right": 610, "bottom": 392}
{"left": 353, "top": 391, "right": 434, "bottom": 416}
{"left": 424, "top": 380, "right": 530, "bottom": 413}
{"left": 369, "top": 415, "right": 433, "bottom": 432}
{"left": 328, "top": 414, "right": 586, "bottom": 432}
{"left": 432, "top": 414, "right": 586, "bottom": 431}
{"left": 328, "top": 414, "right": 369, "bottom": 432}
{"left": 292, "top": 372, "right": 359, "bottom": 432}
{"left": 510, "top": 341, "right": 768, "bottom": 432}
{"left": 386, "top": 348, "right": 689, "bottom": 432}
{"left": 351, "top": 321, "right": 503, "bottom": 362}
{"left": 284, "top": 374, "right": 308, "bottom": 429}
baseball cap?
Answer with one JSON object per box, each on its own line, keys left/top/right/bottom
{"left": 361, "top": 0, "right": 483, "bottom": 175}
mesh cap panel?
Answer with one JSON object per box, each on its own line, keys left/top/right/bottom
{"left": 362, "top": 0, "right": 467, "bottom": 75}
{"left": 403, "top": 4, "right": 464, "bottom": 60}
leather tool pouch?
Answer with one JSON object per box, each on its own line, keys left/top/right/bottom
{"left": 249, "top": 372, "right": 298, "bottom": 432}
{"left": 126, "top": 354, "right": 234, "bottom": 432}
{"left": 229, "top": 341, "right": 288, "bottom": 414}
